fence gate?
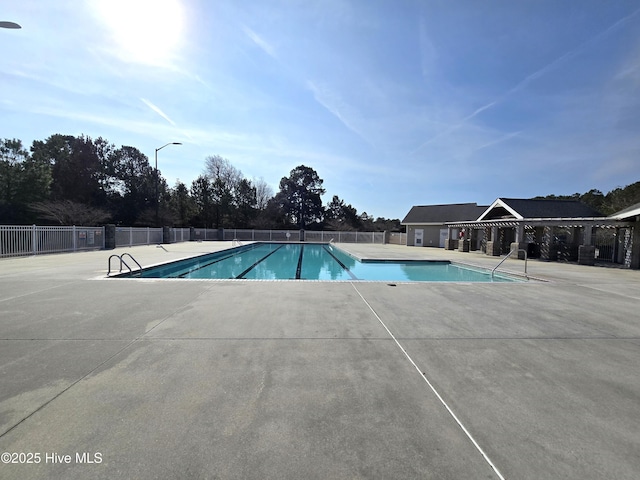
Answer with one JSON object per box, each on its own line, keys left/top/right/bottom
{"left": 593, "top": 227, "right": 623, "bottom": 264}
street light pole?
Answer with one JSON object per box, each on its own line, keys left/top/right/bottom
{"left": 154, "top": 142, "right": 182, "bottom": 227}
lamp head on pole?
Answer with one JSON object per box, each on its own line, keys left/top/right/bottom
{"left": 0, "top": 21, "right": 21, "bottom": 29}
{"left": 156, "top": 141, "right": 182, "bottom": 153}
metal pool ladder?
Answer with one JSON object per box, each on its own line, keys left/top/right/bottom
{"left": 108, "top": 253, "right": 142, "bottom": 276}
{"left": 491, "top": 248, "right": 528, "bottom": 280}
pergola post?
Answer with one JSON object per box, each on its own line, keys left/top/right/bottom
{"left": 629, "top": 224, "right": 640, "bottom": 269}
{"left": 510, "top": 222, "right": 527, "bottom": 259}
{"left": 445, "top": 226, "right": 457, "bottom": 250}
{"left": 486, "top": 226, "right": 500, "bottom": 256}
{"left": 578, "top": 224, "right": 595, "bottom": 265}
{"left": 539, "top": 226, "right": 555, "bottom": 261}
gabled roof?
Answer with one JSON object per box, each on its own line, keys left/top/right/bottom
{"left": 402, "top": 203, "right": 487, "bottom": 224}
{"left": 477, "top": 198, "right": 604, "bottom": 221}
{"left": 609, "top": 202, "right": 640, "bottom": 220}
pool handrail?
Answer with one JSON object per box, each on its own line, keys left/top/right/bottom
{"left": 107, "top": 252, "right": 143, "bottom": 276}
{"left": 491, "top": 248, "right": 528, "bottom": 280}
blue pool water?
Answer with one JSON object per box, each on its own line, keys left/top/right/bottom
{"left": 122, "top": 243, "right": 520, "bottom": 282}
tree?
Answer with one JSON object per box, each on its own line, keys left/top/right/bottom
{"left": 358, "top": 212, "right": 374, "bottom": 230}
{"left": 533, "top": 183, "right": 640, "bottom": 216}
{"left": 253, "top": 177, "right": 274, "bottom": 210}
{"left": 275, "top": 165, "right": 325, "bottom": 228}
{"left": 110, "top": 146, "right": 156, "bottom": 225}
{"left": 32, "top": 134, "right": 102, "bottom": 204}
{"left": 235, "top": 178, "right": 257, "bottom": 227}
{"left": 0, "top": 139, "right": 36, "bottom": 222}
{"left": 169, "top": 180, "right": 196, "bottom": 227}
{"left": 604, "top": 182, "right": 640, "bottom": 215}
{"left": 30, "top": 200, "right": 111, "bottom": 225}
{"left": 325, "top": 195, "right": 361, "bottom": 230}
{"left": 204, "top": 155, "right": 244, "bottom": 227}
{"left": 373, "top": 217, "right": 403, "bottom": 232}
{"left": 29, "top": 134, "right": 116, "bottom": 224}
{"left": 579, "top": 189, "right": 606, "bottom": 214}
{"left": 325, "top": 195, "right": 343, "bottom": 221}
{"left": 0, "top": 138, "right": 28, "bottom": 204}
{"left": 204, "top": 155, "right": 243, "bottom": 188}
{"left": 190, "top": 175, "right": 215, "bottom": 228}
{"left": 20, "top": 151, "right": 52, "bottom": 207}
{"left": 259, "top": 197, "right": 288, "bottom": 228}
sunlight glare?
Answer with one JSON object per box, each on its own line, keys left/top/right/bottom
{"left": 93, "top": 0, "right": 185, "bottom": 65}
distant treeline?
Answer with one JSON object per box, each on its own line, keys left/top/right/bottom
{"left": 534, "top": 182, "right": 640, "bottom": 216}
{"left": 2, "top": 135, "right": 637, "bottom": 229}
{"left": 0, "top": 135, "right": 402, "bottom": 231}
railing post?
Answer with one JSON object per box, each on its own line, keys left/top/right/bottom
{"left": 32, "top": 225, "right": 37, "bottom": 255}
{"left": 73, "top": 225, "right": 77, "bottom": 251}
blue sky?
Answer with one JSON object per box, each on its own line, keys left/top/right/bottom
{"left": 2, "top": 1, "right": 640, "bottom": 219}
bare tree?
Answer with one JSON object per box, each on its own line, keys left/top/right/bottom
{"left": 253, "top": 177, "right": 274, "bottom": 210}
{"left": 204, "top": 155, "right": 243, "bottom": 189}
{"left": 30, "top": 200, "right": 111, "bottom": 225}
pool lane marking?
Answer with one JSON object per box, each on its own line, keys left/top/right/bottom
{"left": 236, "top": 244, "right": 285, "bottom": 279}
{"left": 323, "top": 245, "right": 358, "bottom": 280}
{"left": 295, "top": 244, "right": 304, "bottom": 279}
{"left": 349, "top": 282, "right": 506, "bottom": 480}
{"left": 177, "top": 243, "right": 263, "bottom": 278}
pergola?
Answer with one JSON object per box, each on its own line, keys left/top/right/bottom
{"left": 444, "top": 217, "right": 637, "bottom": 267}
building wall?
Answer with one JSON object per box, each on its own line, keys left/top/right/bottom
{"left": 406, "top": 225, "right": 453, "bottom": 247}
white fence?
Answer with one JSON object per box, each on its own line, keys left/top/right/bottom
{"left": 387, "top": 232, "right": 407, "bottom": 245}
{"left": 305, "top": 230, "right": 385, "bottom": 243}
{"left": 115, "top": 227, "right": 163, "bottom": 247}
{"left": 0, "top": 225, "right": 105, "bottom": 258}
{"left": 222, "top": 229, "right": 386, "bottom": 244}
{"left": 1, "top": 225, "right": 391, "bottom": 259}
{"left": 171, "top": 228, "right": 191, "bottom": 243}
{"left": 223, "top": 229, "right": 302, "bottom": 242}
{"left": 192, "top": 228, "right": 219, "bottom": 241}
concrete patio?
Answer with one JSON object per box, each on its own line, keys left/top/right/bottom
{"left": 1, "top": 242, "right": 639, "bottom": 479}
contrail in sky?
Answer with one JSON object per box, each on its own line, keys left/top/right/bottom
{"left": 242, "top": 25, "right": 277, "bottom": 59}
{"left": 141, "top": 98, "right": 177, "bottom": 126}
{"left": 412, "top": 7, "right": 640, "bottom": 154}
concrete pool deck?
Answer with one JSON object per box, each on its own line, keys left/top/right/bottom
{"left": 1, "top": 242, "right": 639, "bottom": 479}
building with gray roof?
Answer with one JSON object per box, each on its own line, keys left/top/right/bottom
{"left": 401, "top": 203, "right": 487, "bottom": 247}
{"left": 402, "top": 198, "right": 639, "bottom": 269}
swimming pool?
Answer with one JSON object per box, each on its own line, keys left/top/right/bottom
{"left": 116, "top": 243, "right": 521, "bottom": 282}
